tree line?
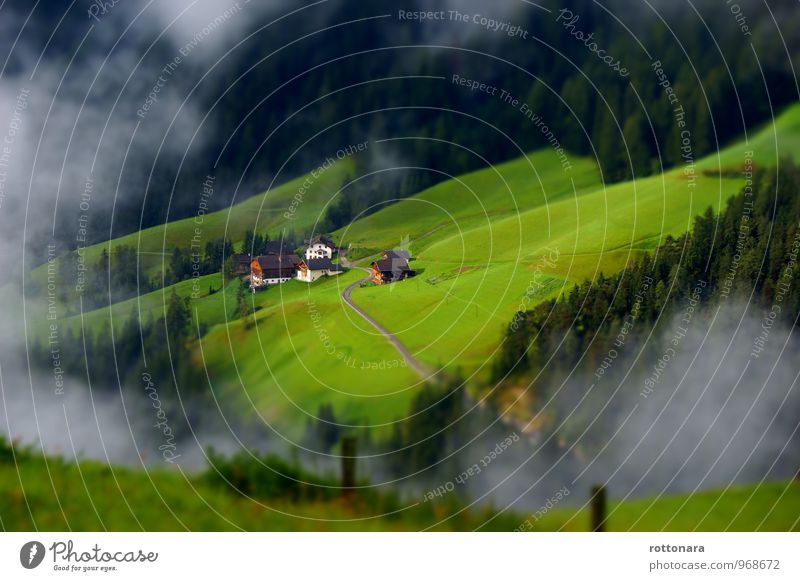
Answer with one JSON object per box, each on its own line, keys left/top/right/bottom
{"left": 55, "top": 234, "right": 259, "bottom": 313}
{"left": 491, "top": 160, "right": 800, "bottom": 436}
{"left": 35, "top": 0, "right": 796, "bottom": 249}
{"left": 30, "top": 289, "right": 204, "bottom": 395}
{"left": 201, "top": 0, "right": 795, "bottom": 228}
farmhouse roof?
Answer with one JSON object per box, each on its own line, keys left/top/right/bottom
{"left": 373, "top": 258, "right": 412, "bottom": 275}
{"left": 384, "top": 249, "right": 411, "bottom": 261}
{"left": 304, "top": 257, "right": 344, "bottom": 271}
{"left": 305, "top": 234, "right": 336, "bottom": 248}
{"left": 256, "top": 254, "right": 300, "bottom": 270}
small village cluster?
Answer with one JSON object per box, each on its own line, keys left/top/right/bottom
{"left": 234, "top": 234, "right": 416, "bottom": 290}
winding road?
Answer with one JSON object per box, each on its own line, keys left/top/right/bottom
{"left": 339, "top": 252, "right": 439, "bottom": 383}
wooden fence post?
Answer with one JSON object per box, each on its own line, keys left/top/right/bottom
{"left": 591, "top": 485, "right": 607, "bottom": 532}
{"left": 341, "top": 436, "right": 357, "bottom": 498}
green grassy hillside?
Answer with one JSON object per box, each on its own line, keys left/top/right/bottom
{"left": 26, "top": 272, "right": 228, "bottom": 339}
{"left": 29, "top": 155, "right": 355, "bottom": 289}
{"left": 194, "top": 271, "right": 423, "bottom": 438}
{"left": 339, "top": 147, "right": 601, "bottom": 258}
{"left": 344, "top": 103, "right": 800, "bottom": 374}
{"left": 36, "top": 148, "right": 600, "bottom": 437}
{"left": 26, "top": 270, "right": 424, "bottom": 440}
{"left": 20, "top": 104, "right": 800, "bottom": 437}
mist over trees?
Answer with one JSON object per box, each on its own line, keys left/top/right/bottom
{"left": 4, "top": 0, "right": 796, "bottom": 258}
{"left": 493, "top": 160, "right": 800, "bottom": 435}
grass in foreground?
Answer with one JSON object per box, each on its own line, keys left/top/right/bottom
{"left": 2, "top": 446, "right": 796, "bottom": 531}
{"left": 0, "top": 446, "right": 517, "bottom": 532}
{"left": 531, "top": 480, "right": 800, "bottom": 532}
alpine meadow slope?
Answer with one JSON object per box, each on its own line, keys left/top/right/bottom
{"left": 16, "top": 104, "right": 800, "bottom": 437}
{"left": 342, "top": 103, "right": 800, "bottom": 376}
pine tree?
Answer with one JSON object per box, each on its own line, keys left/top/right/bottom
{"left": 241, "top": 229, "right": 254, "bottom": 254}
{"left": 166, "top": 289, "right": 191, "bottom": 341}
{"left": 560, "top": 75, "right": 592, "bottom": 153}
{"left": 622, "top": 110, "right": 651, "bottom": 179}
{"left": 692, "top": 92, "right": 712, "bottom": 158}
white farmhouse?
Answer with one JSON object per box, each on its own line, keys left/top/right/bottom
{"left": 304, "top": 234, "right": 336, "bottom": 260}
{"left": 296, "top": 258, "right": 344, "bottom": 282}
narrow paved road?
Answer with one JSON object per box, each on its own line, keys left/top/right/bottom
{"left": 340, "top": 252, "right": 438, "bottom": 383}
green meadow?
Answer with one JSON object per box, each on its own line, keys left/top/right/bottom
{"left": 7, "top": 105, "right": 800, "bottom": 534}
{"left": 20, "top": 104, "right": 800, "bottom": 436}
{"left": 532, "top": 480, "right": 800, "bottom": 532}
{"left": 26, "top": 272, "right": 228, "bottom": 340}
{"left": 0, "top": 448, "right": 515, "bottom": 531}
{"left": 194, "top": 271, "right": 423, "bottom": 439}
{"left": 29, "top": 154, "right": 355, "bottom": 289}
{"left": 344, "top": 103, "right": 800, "bottom": 375}
{"left": 37, "top": 269, "right": 424, "bottom": 440}
{"left": 1, "top": 447, "right": 795, "bottom": 531}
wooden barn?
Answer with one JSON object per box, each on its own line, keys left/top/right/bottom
{"left": 382, "top": 249, "right": 411, "bottom": 261}
{"left": 370, "top": 256, "right": 415, "bottom": 285}
{"left": 232, "top": 253, "right": 252, "bottom": 277}
{"left": 250, "top": 254, "right": 301, "bottom": 288}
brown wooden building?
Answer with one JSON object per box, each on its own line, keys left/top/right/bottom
{"left": 370, "top": 256, "right": 415, "bottom": 285}
{"left": 250, "top": 254, "right": 301, "bottom": 287}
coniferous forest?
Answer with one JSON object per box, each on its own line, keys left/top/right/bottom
{"left": 7, "top": 0, "right": 797, "bottom": 260}
{"left": 495, "top": 162, "right": 800, "bottom": 379}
